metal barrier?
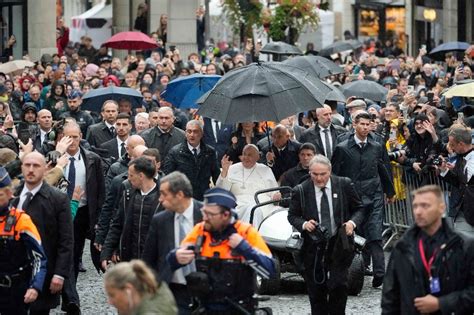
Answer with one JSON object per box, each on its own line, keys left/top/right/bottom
{"left": 383, "top": 163, "right": 450, "bottom": 250}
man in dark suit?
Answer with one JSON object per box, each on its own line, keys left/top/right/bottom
{"left": 85, "top": 100, "right": 118, "bottom": 148}
{"left": 202, "top": 117, "right": 233, "bottom": 164}
{"left": 100, "top": 113, "right": 132, "bottom": 161}
{"left": 33, "top": 109, "right": 53, "bottom": 152}
{"left": 141, "top": 107, "right": 186, "bottom": 161}
{"left": 62, "top": 121, "right": 105, "bottom": 279}
{"left": 13, "top": 152, "right": 74, "bottom": 314}
{"left": 299, "top": 105, "right": 347, "bottom": 159}
{"left": 439, "top": 124, "right": 474, "bottom": 232}
{"left": 143, "top": 171, "right": 203, "bottom": 314}
{"left": 288, "top": 154, "right": 365, "bottom": 315}
{"left": 259, "top": 124, "right": 301, "bottom": 181}
{"left": 163, "top": 120, "right": 220, "bottom": 201}
{"left": 332, "top": 112, "right": 395, "bottom": 288}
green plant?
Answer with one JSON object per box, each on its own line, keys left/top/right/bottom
{"left": 222, "top": 0, "right": 264, "bottom": 39}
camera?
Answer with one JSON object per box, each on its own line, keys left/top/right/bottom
{"left": 432, "top": 155, "right": 443, "bottom": 166}
{"left": 307, "top": 225, "right": 330, "bottom": 245}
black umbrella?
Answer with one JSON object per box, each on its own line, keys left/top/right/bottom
{"left": 82, "top": 86, "right": 143, "bottom": 112}
{"left": 284, "top": 55, "right": 343, "bottom": 78}
{"left": 260, "top": 41, "right": 304, "bottom": 56}
{"left": 346, "top": 39, "right": 363, "bottom": 50}
{"left": 319, "top": 41, "right": 354, "bottom": 57}
{"left": 322, "top": 82, "right": 346, "bottom": 102}
{"left": 341, "top": 80, "right": 388, "bottom": 102}
{"left": 196, "top": 62, "right": 332, "bottom": 124}
{"left": 429, "top": 41, "right": 470, "bottom": 61}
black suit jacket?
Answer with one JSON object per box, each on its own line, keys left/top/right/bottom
{"left": 202, "top": 117, "right": 234, "bottom": 162}
{"left": 142, "top": 199, "right": 203, "bottom": 283}
{"left": 100, "top": 138, "right": 120, "bottom": 161}
{"left": 299, "top": 124, "right": 347, "bottom": 157}
{"left": 81, "top": 147, "right": 106, "bottom": 234}
{"left": 288, "top": 175, "right": 366, "bottom": 236}
{"left": 12, "top": 182, "right": 74, "bottom": 310}
{"left": 86, "top": 121, "right": 114, "bottom": 148}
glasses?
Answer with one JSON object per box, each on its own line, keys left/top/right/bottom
{"left": 200, "top": 208, "right": 222, "bottom": 218}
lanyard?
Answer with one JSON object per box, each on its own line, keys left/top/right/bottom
{"left": 418, "top": 238, "right": 438, "bottom": 279}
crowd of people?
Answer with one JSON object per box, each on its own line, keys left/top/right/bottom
{"left": 0, "top": 7, "right": 473, "bottom": 315}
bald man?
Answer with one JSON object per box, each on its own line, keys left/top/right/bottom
{"left": 258, "top": 124, "right": 301, "bottom": 181}
{"left": 105, "top": 134, "right": 146, "bottom": 189}
{"left": 300, "top": 105, "right": 347, "bottom": 160}
{"left": 12, "top": 152, "right": 74, "bottom": 313}
{"left": 141, "top": 107, "right": 186, "bottom": 160}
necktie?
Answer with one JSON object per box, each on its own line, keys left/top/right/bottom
{"left": 192, "top": 148, "right": 198, "bottom": 162}
{"left": 22, "top": 192, "right": 33, "bottom": 210}
{"left": 120, "top": 142, "right": 126, "bottom": 158}
{"left": 323, "top": 129, "right": 332, "bottom": 160}
{"left": 360, "top": 142, "right": 366, "bottom": 150}
{"left": 178, "top": 214, "right": 195, "bottom": 275}
{"left": 320, "top": 187, "right": 332, "bottom": 236}
{"left": 214, "top": 120, "right": 220, "bottom": 141}
{"left": 67, "top": 157, "right": 76, "bottom": 199}
{"left": 110, "top": 126, "right": 116, "bottom": 137}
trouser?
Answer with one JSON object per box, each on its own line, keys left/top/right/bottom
{"left": 363, "top": 240, "right": 385, "bottom": 278}
{"left": 302, "top": 240, "right": 349, "bottom": 315}
{"left": 169, "top": 283, "right": 192, "bottom": 315}
{"left": 0, "top": 274, "right": 29, "bottom": 315}
{"left": 29, "top": 310, "right": 50, "bottom": 315}
{"left": 73, "top": 206, "right": 89, "bottom": 279}
{"left": 61, "top": 264, "right": 80, "bottom": 307}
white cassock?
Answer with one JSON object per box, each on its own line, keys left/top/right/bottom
{"left": 216, "top": 162, "right": 279, "bottom": 226}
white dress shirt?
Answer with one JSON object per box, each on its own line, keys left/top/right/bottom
{"left": 64, "top": 150, "right": 87, "bottom": 206}
{"left": 172, "top": 200, "right": 195, "bottom": 284}
{"left": 319, "top": 127, "right": 333, "bottom": 156}
{"left": 40, "top": 129, "right": 51, "bottom": 144}
{"left": 117, "top": 136, "right": 128, "bottom": 155}
{"left": 211, "top": 119, "right": 221, "bottom": 142}
{"left": 354, "top": 134, "right": 367, "bottom": 147}
{"left": 187, "top": 143, "right": 201, "bottom": 155}
{"left": 314, "top": 179, "right": 337, "bottom": 236}
{"left": 18, "top": 182, "right": 43, "bottom": 210}
{"left": 464, "top": 150, "right": 474, "bottom": 182}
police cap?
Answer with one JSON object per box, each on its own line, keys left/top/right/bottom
{"left": 203, "top": 187, "right": 237, "bottom": 210}
{"left": 0, "top": 166, "right": 12, "bottom": 188}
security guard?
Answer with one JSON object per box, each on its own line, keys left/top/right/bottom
{"left": 168, "top": 187, "right": 275, "bottom": 314}
{"left": 0, "top": 167, "right": 47, "bottom": 315}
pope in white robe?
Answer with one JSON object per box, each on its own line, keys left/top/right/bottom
{"left": 216, "top": 144, "right": 280, "bottom": 226}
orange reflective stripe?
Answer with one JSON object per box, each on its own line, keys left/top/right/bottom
{"left": 181, "top": 220, "right": 272, "bottom": 259}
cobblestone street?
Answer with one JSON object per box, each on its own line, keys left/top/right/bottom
{"left": 53, "top": 242, "right": 382, "bottom": 315}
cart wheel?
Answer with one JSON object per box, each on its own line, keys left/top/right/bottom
{"left": 347, "top": 252, "right": 365, "bottom": 296}
{"left": 257, "top": 254, "right": 281, "bottom": 295}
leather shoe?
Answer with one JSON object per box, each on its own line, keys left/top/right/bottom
{"left": 364, "top": 266, "right": 373, "bottom": 276}
{"left": 78, "top": 262, "right": 86, "bottom": 273}
{"left": 65, "top": 302, "right": 81, "bottom": 315}
{"left": 372, "top": 275, "right": 384, "bottom": 288}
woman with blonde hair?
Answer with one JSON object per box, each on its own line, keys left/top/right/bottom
{"left": 104, "top": 260, "right": 177, "bottom": 315}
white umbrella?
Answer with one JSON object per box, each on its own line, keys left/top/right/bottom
{"left": 0, "top": 60, "right": 35, "bottom": 74}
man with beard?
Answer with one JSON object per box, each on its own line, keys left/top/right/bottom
{"left": 168, "top": 187, "right": 275, "bottom": 314}
{"left": 60, "top": 90, "right": 94, "bottom": 135}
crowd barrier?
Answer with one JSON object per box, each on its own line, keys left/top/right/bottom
{"left": 383, "top": 163, "right": 450, "bottom": 250}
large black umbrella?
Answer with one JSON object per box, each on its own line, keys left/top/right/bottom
{"left": 319, "top": 41, "right": 354, "bottom": 57}
{"left": 196, "top": 62, "right": 332, "bottom": 124}
{"left": 429, "top": 41, "right": 470, "bottom": 61}
{"left": 82, "top": 86, "right": 143, "bottom": 112}
{"left": 284, "top": 55, "right": 343, "bottom": 78}
{"left": 322, "top": 82, "right": 346, "bottom": 102}
{"left": 341, "top": 80, "right": 388, "bottom": 102}
{"left": 260, "top": 41, "right": 304, "bottom": 56}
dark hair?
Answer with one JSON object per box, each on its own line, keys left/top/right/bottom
{"left": 116, "top": 113, "right": 132, "bottom": 123}
{"left": 299, "top": 142, "right": 317, "bottom": 154}
{"left": 386, "top": 102, "right": 400, "bottom": 112}
{"left": 128, "top": 156, "right": 155, "bottom": 179}
{"left": 160, "top": 171, "right": 193, "bottom": 198}
{"left": 143, "top": 148, "right": 161, "bottom": 163}
{"left": 354, "top": 112, "right": 372, "bottom": 123}
{"left": 149, "top": 106, "right": 160, "bottom": 113}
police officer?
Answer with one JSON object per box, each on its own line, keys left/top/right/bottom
{"left": 168, "top": 187, "right": 275, "bottom": 314}
{"left": 0, "top": 167, "right": 47, "bottom": 315}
